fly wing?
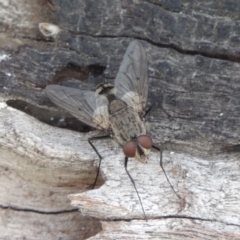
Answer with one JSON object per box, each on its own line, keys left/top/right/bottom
{"left": 114, "top": 40, "right": 148, "bottom": 115}
{"left": 45, "top": 85, "right": 110, "bottom": 130}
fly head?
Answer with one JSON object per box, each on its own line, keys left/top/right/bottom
{"left": 123, "top": 135, "right": 153, "bottom": 163}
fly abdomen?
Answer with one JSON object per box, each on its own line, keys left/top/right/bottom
{"left": 109, "top": 100, "right": 146, "bottom": 145}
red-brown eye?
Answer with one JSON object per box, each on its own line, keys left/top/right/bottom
{"left": 123, "top": 141, "right": 136, "bottom": 157}
{"left": 137, "top": 135, "right": 153, "bottom": 149}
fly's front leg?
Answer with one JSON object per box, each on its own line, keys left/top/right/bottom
{"left": 152, "top": 144, "right": 181, "bottom": 199}
{"left": 124, "top": 157, "right": 147, "bottom": 220}
{"left": 88, "top": 135, "right": 111, "bottom": 189}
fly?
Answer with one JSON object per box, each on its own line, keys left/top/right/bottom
{"left": 45, "top": 40, "right": 180, "bottom": 219}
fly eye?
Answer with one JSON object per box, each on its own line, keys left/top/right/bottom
{"left": 123, "top": 141, "right": 136, "bottom": 158}
{"left": 137, "top": 135, "right": 153, "bottom": 149}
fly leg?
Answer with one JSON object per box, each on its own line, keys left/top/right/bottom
{"left": 144, "top": 103, "right": 155, "bottom": 118}
{"left": 152, "top": 145, "right": 181, "bottom": 199}
{"left": 124, "top": 157, "right": 147, "bottom": 220}
{"left": 144, "top": 103, "right": 172, "bottom": 119}
{"left": 88, "top": 135, "right": 111, "bottom": 189}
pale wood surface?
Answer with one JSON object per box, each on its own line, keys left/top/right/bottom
{"left": 0, "top": 101, "right": 102, "bottom": 239}
{"left": 0, "top": 101, "right": 239, "bottom": 239}
{"left": 90, "top": 219, "right": 240, "bottom": 240}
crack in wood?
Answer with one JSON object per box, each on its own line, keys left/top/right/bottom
{"left": 0, "top": 205, "right": 78, "bottom": 215}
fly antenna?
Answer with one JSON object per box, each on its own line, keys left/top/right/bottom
{"left": 152, "top": 145, "right": 181, "bottom": 199}
{"left": 124, "top": 157, "right": 147, "bottom": 220}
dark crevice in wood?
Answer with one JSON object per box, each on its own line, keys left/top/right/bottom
{"left": 51, "top": 63, "right": 90, "bottom": 84}
{"left": 52, "top": 63, "right": 105, "bottom": 81}
{"left": 144, "top": 38, "right": 240, "bottom": 63}
{"left": 16, "top": 35, "right": 56, "bottom": 43}
{"left": 62, "top": 31, "right": 240, "bottom": 63}
{"left": 88, "top": 64, "right": 106, "bottom": 77}
{"left": 0, "top": 205, "right": 78, "bottom": 215}
{"left": 221, "top": 144, "right": 240, "bottom": 153}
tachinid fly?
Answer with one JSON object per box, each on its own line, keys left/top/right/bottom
{"left": 45, "top": 40, "right": 180, "bottom": 219}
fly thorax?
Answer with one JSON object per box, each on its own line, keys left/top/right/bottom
{"left": 109, "top": 104, "right": 146, "bottom": 145}
{"left": 109, "top": 99, "right": 127, "bottom": 114}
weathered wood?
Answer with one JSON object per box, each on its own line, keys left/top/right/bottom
{"left": 89, "top": 219, "right": 240, "bottom": 240}
{"left": 69, "top": 150, "right": 240, "bottom": 222}
{"left": 0, "top": 101, "right": 102, "bottom": 239}
{"left": 0, "top": 208, "right": 99, "bottom": 240}
{"left": 1, "top": 100, "right": 239, "bottom": 239}
{"left": 0, "top": 0, "right": 240, "bottom": 239}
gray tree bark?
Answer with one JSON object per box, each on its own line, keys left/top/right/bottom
{"left": 0, "top": 0, "right": 239, "bottom": 239}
